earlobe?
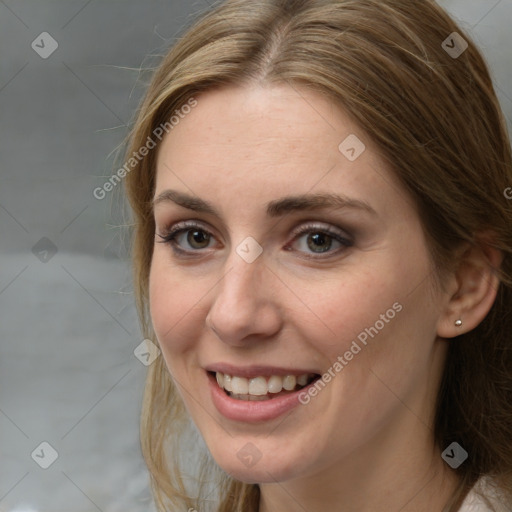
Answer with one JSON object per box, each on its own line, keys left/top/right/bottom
{"left": 436, "top": 242, "right": 503, "bottom": 339}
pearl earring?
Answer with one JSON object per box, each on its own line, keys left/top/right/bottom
{"left": 455, "top": 319, "right": 462, "bottom": 327}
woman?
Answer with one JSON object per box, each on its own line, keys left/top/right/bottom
{"left": 123, "top": 0, "right": 512, "bottom": 510}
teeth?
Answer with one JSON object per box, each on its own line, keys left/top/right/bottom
{"left": 231, "top": 376, "right": 249, "bottom": 394}
{"left": 248, "top": 376, "right": 268, "bottom": 395}
{"left": 267, "top": 375, "right": 283, "bottom": 394}
{"left": 223, "top": 374, "right": 232, "bottom": 392}
{"left": 214, "top": 372, "right": 313, "bottom": 398}
{"left": 283, "top": 375, "right": 296, "bottom": 391}
{"left": 297, "top": 374, "right": 308, "bottom": 386}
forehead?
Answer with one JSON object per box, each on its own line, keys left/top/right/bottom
{"left": 153, "top": 84, "right": 407, "bottom": 221}
{"left": 157, "top": 84, "right": 358, "bottom": 168}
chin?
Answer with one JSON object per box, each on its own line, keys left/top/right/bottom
{"left": 207, "top": 440, "right": 308, "bottom": 484}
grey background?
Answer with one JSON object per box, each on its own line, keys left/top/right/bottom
{"left": 0, "top": 1, "right": 511, "bottom": 511}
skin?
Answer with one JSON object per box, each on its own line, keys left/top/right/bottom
{"left": 149, "top": 83, "right": 499, "bottom": 511}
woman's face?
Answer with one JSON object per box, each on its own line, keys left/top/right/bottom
{"left": 149, "top": 84, "right": 450, "bottom": 483}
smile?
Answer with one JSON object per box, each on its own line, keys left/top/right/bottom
{"left": 214, "top": 371, "right": 317, "bottom": 401}
{"left": 206, "top": 368, "right": 322, "bottom": 422}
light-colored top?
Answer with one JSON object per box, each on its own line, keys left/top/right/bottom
{"left": 457, "top": 478, "right": 509, "bottom": 512}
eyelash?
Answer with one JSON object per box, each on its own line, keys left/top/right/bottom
{"left": 156, "top": 220, "right": 354, "bottom": 259}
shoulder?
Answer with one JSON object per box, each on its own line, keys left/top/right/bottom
{"left": 458, "top": 478, "right": 510, "bottom": 512}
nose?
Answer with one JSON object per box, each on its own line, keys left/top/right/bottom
{"left": 205, "top": 249, "right": 283, "bottom": 347}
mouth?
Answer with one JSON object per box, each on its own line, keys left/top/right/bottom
{"left": 208, "top": 371, "right": 321, "bottom": 401}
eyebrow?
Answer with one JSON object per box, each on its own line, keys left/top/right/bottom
{"left": 152, "top": 189, "right": 377, "bottom": 217}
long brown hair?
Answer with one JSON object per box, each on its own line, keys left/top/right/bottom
{"left": 123, "top": 1, "right": 512, "bottom": 510}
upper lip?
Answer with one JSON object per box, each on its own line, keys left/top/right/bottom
{"left": 205, "top": 363, "right": 319, "bottom": 379}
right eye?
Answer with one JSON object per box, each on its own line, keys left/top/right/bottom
{"left": 156, "top": 221, "right": 218, "bottom": 255}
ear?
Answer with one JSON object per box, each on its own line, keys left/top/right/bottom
{"left": 436, "top": 240, "right": 503, "bottom": 338}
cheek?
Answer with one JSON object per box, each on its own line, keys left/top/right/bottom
{"left": 308, "top": 265, "right": 401, "bottom": 344}
{"left": 148, "top": 256, "right": 204, "bottom": 358}
{"left": 309, "top": 249, "right": 433, "bottom": 376}
{"left": 326, "top": 255, "right": 439, "bottom": 403}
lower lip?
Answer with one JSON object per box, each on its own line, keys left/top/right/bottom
{"left": 208, "top": 372, "right": 314, "bottom": 423}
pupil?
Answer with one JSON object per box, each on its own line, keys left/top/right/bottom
{"left": 308, "top": 233, "right": 331, "bottom": 253}
{"left": 188, "top": 230, "right": 209, "bottom": 248}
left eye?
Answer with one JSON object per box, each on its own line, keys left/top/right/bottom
{"left": 290, "top": 229, "right": 350, "bottom": 255}
{"left": 156, "top": 222, "right": 353, "bottom": 257}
